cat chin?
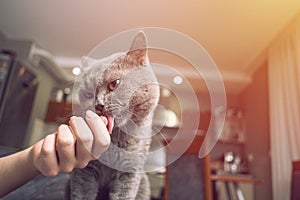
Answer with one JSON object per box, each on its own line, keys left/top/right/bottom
{"left": 114, "top": 115, "right": 129, "bottom": 128}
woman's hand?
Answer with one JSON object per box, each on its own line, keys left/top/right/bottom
{"left": 30, "top": 110, "right": 111, "bottom": 176}
{"left": 0, "top": 110, "right": 111, "bottom": 197}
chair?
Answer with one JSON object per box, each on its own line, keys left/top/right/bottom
{"left": 165, "top": 135, "right": 212, "bottom": 200}
{"left": 291, "top": 160, "right": 300, "bottom": 200}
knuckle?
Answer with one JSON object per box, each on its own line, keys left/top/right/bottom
{"left": 42, "top": 169, "right": 58, "bottom": 177}
{"left": 57, "top": 136, "right": 74, "bottom": 147}
{"left": 79, "top": 133, "right": 93, "bottom": 144}
{"left": 58, "top": 124, "right": 68, "bottom": 130}
{"left": 96, "top": 138, "right": 111, "bottom": 149}
{"left": 57, "top": 125, "right": 75, "bottom": 146}
{"left": 76, "top": 160, "right": 90, "bottom": 169}
{"left": 57, "top": 124, "right": 69, "bottom": 135}
{"left": 41, "top": 146, "right": 54, "bottom": 157}
{"left": 60, "top": 165, "right": 74, "bottom": 173}
{"left": 41, "top": 135, "right": 56, "bottom": 157}
{"left": 102, "top": 139, "right": 111, "bottom": 149}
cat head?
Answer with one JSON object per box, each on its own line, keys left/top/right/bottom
{"left": 78, "top": 31, "right": 160, "bottom": 130}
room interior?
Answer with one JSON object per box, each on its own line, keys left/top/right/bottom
{"left": 0, "top": 1, "right": 300, "bottom": 200}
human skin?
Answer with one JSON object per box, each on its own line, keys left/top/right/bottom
{"left": 0, "top": 110, "right": 111, "bottom": 197}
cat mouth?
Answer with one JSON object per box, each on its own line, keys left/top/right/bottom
{"left": 106, "top": 115, "right": 114, "bottom": 134}
{"left": 95, "top": 109, "right": 114, "bottom": 134}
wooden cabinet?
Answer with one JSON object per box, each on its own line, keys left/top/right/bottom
{"left": 44, "top": 101, "right": 79, "bottom": 123}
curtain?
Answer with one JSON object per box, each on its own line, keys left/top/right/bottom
{"left": 268, "top": 15, "right": 300, "bottom": 200}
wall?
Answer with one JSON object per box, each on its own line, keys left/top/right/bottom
{"left": 0, "top": 33, "right": 62, "bottom": 147}
{"left": 25, "top": 63, "right": 59, "bottom": 146}
{"left": 0, "top": 32, "right": 5, "bottom": 44}
{"left": 241, "top": 61, "right": 272, "bottom": 200}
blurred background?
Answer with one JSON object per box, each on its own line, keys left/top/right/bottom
{"left": 1, "top": 1, "right": 300, "bottom": 200}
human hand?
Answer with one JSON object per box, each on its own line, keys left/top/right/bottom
{"left": 30, "top": 110, "right": 111, "bottom": 176}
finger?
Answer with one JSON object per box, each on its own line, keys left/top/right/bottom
{"left": 100, "top": 116, "right": 108, "bottom": 126}
{"left": 56, "top": 124, "right": 76, "bottom": 173}
{"left": 85, "top": 110, "right": 111, "bottom": 159}
{"left": 40, "top": 134, "right": 59, "bottom": 176}
{"left": 69, "top": 116, "right": 94, "bottom": 167}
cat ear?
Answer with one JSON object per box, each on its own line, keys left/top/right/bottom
{"left": 127, "top": 31, "right": 149, "bottom": 66}
{"left": 80, "top": 56, "right": 94, "bottom": 74}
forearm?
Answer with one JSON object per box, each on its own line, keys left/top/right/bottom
{"left": 0, "top": 111, "right": 110, "bottom": 198}
{"left": 0, "top": 147, "right": 39, "bottom": 197}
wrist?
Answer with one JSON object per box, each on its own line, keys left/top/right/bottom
{"left": 25, "top": 146, "right": 40, "bottom": 175}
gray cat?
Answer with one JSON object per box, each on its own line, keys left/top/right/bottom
{"left": 70, "top": 31, "right": 160, "bottom": 200}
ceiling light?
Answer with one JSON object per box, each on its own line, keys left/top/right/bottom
{"left": 161, "top": 88, "right": 171, "bottom": 97}
{"left": 72, "top": 66, "right": 81, "bottom": 76}
{"left": 173, "top": 75, "right": 183, "bottom": 85}
{"left": 165, "top": 109, "right": 179, "bottom": 127}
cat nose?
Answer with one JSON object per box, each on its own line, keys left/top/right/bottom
{"left": 95, "top": 104, "right": 104, "bottom": 112}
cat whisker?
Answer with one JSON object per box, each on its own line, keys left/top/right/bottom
{"left": 157, "top": 132, "right": 174, "bottom": 153}
{"left": 72, "top": 107, "right": 87, "bottom": 117}
{"left": 152, "top": 126, "right": 169, "bottom": 147}
{"left": 106, "top": 102, "right": 121, "bottom": 106}
{"left": 120, "top": 110, "right": 140, "bottom": 119}
{"left": 116, "top": 100, "right": 126, "bottom": 107}
{"left": 106, "top": 105, "right": 121, "bottom": 111}
{"left": 56, "top": 107, "right": 89, "bottom": 124}
{"left": 72, "top": 107, "right": 83, "bottom": 113}
{"left": 53, "top": 113, "right": 73, "bottom": 124}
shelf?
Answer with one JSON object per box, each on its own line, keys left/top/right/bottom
{"left": 210, "top": 174, "right": 260, "bottom": 184}
{"left": 44, "top": 101, "right": 73, "bottom": 123}
{"left": 217, "top": 139, "right": 245, "bottom": 145}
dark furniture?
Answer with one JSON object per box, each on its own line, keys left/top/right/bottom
{"left": 211, "top": 173, "right": 260, "bottom": 200}
{"left": 291, "top": 160, "right": 300, "bottom": 200}
{"left": 0, "top": 50, "right": 38, "bottom": 148}
{"left": 165, "top": 135, "right": 212, "bottom": 200}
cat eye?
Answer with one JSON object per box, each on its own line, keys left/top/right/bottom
{"left": 84, "top": 92, "right": 94, "bottom": 99}
{"left": 108, "top": 79, "right": 120, "bottom": 92}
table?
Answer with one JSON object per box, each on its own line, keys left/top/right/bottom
{"left": 210, "top": 174, "right": 260, "bottom": 200}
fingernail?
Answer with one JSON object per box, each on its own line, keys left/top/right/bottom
{"left": 86, "top": 110, "right": 98, "bottom": 119}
